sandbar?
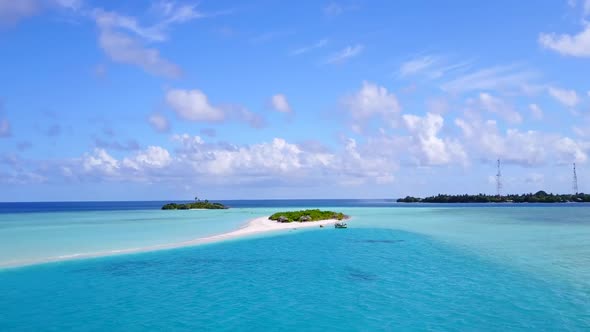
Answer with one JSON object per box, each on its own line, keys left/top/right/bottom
{"left": 1, "top": 216, "right": 343, "bottom": 269}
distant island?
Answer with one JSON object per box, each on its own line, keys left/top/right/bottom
{"left": 397, "top": 191, "right": 590, "bottom": 203}
{"left": 162, "top": 197, "right": 228, "bottom": 210}
{"left": 269, "top": 209, "right": 349, "bottom": 223}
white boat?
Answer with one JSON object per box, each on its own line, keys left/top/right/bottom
{"left": 334, "top": 221, "right": 347, "bottom": 229}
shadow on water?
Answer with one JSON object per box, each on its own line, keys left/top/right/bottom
{"left": 346, "top": 267, "right": 379, "bottom": 282}
{"left": 73, "top": 255, "right": 299, "bottom": 277}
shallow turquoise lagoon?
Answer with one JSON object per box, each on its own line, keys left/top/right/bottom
{"left": 1, "top": 205, "right": 589, "bottom": 330}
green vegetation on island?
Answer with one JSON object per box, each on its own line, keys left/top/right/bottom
{"left": 162, "top": 197, "right": 228, "bottom": 210}
{"left": 269, "top": 209, "right": 349, "bottom": 223}
{"left": 397, "top": 191, "right": 590, "bottom": 203}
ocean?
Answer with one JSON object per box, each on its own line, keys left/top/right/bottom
{"left": 1, "top": 201, "right": 589, "bottom": 330}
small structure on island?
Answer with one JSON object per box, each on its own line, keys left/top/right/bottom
{"left": 277, "top": 216, "right": 289, "bottom": 223}
{"left": 298, "top": 215, "right": 312, "bottom": 222}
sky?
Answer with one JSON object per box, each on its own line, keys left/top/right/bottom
{"left": 1, "top": 0, "right": 590, "bottom": 201}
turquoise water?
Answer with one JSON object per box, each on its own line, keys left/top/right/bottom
{"left": 1, "top": 204, "right": 590, "bottom": 330}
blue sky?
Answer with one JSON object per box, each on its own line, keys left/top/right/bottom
{"left": 1, "top": 0, "right": 590, "bottom": 201}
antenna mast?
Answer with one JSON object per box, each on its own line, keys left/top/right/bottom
{"left": 573, "top": 163, "right": 579, "bottom": 195}
{"left": 496, "top": 159, "right": 502, "bottom": 197}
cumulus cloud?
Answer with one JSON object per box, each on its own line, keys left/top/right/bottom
{"left": 548, "top": 86, "right": 580, "bottom": 108}
{"left": 166, "top": 89, "right": 225, "bottom": 122}
{"left": 123, "top": 146, "right": 171, "bottom": 170}
{"left": 326, "top": 44, "right": 363, "bottom": 64}
{"left": 342, "top": 81, "right": 401, "bottom": 129}
{"left": 81, "top": 146, "right": 172, "bottom": 181}
{"left": 82, "top": 148, "right": 120, "bottom": 177}
{"left": 148, "top": 113, "right": 170, "bottom": 133}
{"left": 165, "top": 89, "right": 265, "bottom": 128}
{"left": 10, "top": 134, "right": 399, "bottom": 187}
{"left": 455, "top": 117, "right": 588, "bottom": 166}
{"left": 403, "top": 113, "right": 468, "bottom": 166}
{"left": 539, "top": 23, "right": 590, "bottom": 57}
{"left": 270, "top": 94, "right": 292, "bottom": 113}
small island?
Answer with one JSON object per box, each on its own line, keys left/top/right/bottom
{"left": 269, "top": 209, "right": 349, "bottom": 223}
{"left": 162, "top": 197, "right": 228, "bottom": 210}
{"left": 397, "top": 191, "right": 590, "bottom": 203}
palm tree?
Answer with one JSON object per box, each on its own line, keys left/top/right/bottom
{"left": 194, "top": 196, "right": 199, "bottom": 202}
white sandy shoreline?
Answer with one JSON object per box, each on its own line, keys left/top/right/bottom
{"left": 1, "top": 216, "right": 344, "bottom": 269}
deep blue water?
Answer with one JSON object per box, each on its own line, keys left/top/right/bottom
{"left": 2, "top": 199, "right": 589, "bottom": 213}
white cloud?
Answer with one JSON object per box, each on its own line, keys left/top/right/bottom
{"left": 82, "top": 148, "right": 120, "bottom": 177}
{"left": 166, "top": 89, "right": 225, "bottom": 122}
{"left": 171, "top": 135, "right": 336, "bottom": 181}
{"left": 46, "top": 134, "right": 402, "bottom": 187}
{"left": 539, "top": 23, "right": 590, "bottom": 57}
{"left": 150, "top": 0, "right": 203, "bottom": 25}
{"left": 441, "top": 65, "right": 538, "bottom": 94}
{"left": 555, "top": 137, "right": 587, "bottom": 164}
{"left": 270, "top": 94, "right": 292, "bottom": 113}
{"left": 326, "top": 44, "right": 363, "bottom": 64}
{"left": 165, "top": 89, "right": 265, "bottom": 128}
{"left": 528, "top": 103, "right": 544, "bottom": 120}
{"left": 148, "top": 113, "right": 170, "bottom": 133}
{"left": 474, "top": 93, "right": 522, "bottom": 124}
{"left": 290, "top": 39, "right": 327, "bottom": 56}
{"left": 455, "top": 117, "right": 588, "bottom": 166}
{"left": 342, "top": 81, "right": 401, "bottom": 128}
{"left": 93, "top": 4, "right": 202, "bottom": 78}
{"left": 94, "top": 9, "right": 166, "bottom": 42}
{"left": 403, "top": 112, "right": 467, "bottom": 166}
{"left": 97, "top": 23, "right": 182, "bottom": 78}
{"left": 399, "top": 56, "right": 471, "bottom": 80}
{"left": 0, "top": 117, "right": 11, "bottom": 137}
{"left": 548, "top": 86, "right": 579, "bottom": 107}
{"left": 123, "top": 146, "right": 171, "bottom": 170}
{"left": 399, "top": 56, "right": 438, "bottom": 77}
